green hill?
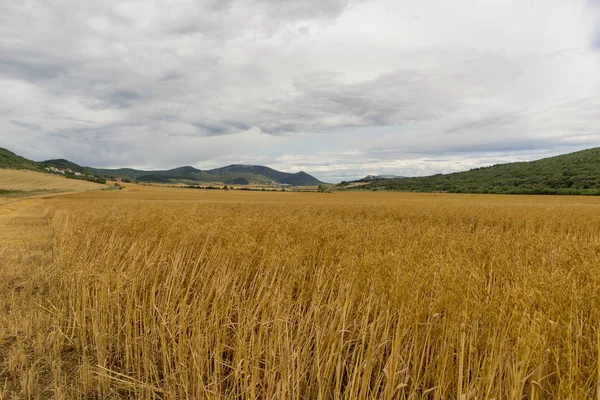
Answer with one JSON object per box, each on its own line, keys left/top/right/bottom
{"left": 40, "top": 159, "right": 87, "bottom": 173}
{"left": 355, "top": 148, "right": 600, "bottom": 195}
{"left": 135, "top": 168, "right": 217, "bottom": 184}
{"left": 207, "top": 165, "right": 323, "bottom": 186}
{"left": 0, "top": 148, "right": 41, "bottom": 170}
{"left": 86, "top": 168, "right": 150, "bottom": 180}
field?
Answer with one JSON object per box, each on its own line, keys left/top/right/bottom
{"left": 1, "top": 184, "right": 600, "bottom": 398}
{"left": 0, "top": 169, "right": 106, "bottom": 192}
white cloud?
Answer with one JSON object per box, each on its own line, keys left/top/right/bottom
{"left": 0, "top": 0, "right": 599, "bottom": 181}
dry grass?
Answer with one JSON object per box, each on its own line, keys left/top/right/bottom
{"left": 0, "top": 169, "right": 105, "bottom": 192}
{"left": 2, "top": 185, "right": 600, "bottom": 398}
{"left": 0, "top": 198, "right": 56, "bottom": 399}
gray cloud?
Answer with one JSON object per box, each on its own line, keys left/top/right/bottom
{"left": 0, "top": 0, "right": 599, "bottom": 181}
{"left": 0, "top": 49, "right": 73, "bottom": 82}
{"left": 256, "top": 0, "right": 366, "bottom": 23}
{"left": 10, "top": 120, "right": 41, "bottom": 131}
{"left": 108, "top": 89, "right": 144, "bottom": 108}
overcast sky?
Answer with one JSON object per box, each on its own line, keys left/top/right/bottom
{"left": 1, "top": 0, "right": 599, "bottom": 182}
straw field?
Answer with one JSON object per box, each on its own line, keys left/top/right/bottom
{"left": 2, "top": 186, "right": 600, "bottom": 399}
{"left": 0, "top": 169, "right": 105, "bottom": 192}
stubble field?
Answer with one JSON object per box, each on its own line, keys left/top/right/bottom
{"left": 0, "top": 170, "right": 106, "bottom": 193}
{"left": 2, "top": 184, "right": 600, "bottom": 399}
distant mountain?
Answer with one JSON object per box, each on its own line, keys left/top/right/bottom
{"left": 354, "top": 148, "right": 600, "bottom": 195}
{"left": 0, "top": 147, "right": 324, "bottom": 186}
{"left": 207, "top": 165, "right": 323, "bottom": 186}
{"left": 105, "top": 166, "right": 217, "bottom": 184}
{"left": 88, "top": 164, "right": 323, "bottom": 186}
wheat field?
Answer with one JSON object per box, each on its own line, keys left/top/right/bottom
{"left": 2, "top": 185, "right": 600, "bottom": 399}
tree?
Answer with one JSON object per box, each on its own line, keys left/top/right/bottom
{"left": 318, "top": 184, "right": 331, "bottom": 193}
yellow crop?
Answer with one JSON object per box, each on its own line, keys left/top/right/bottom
{"left": 0, "top": 169, "right": 105, "bottom": 192}
{"left": 2, "top": 185, "right": 600, "bottom": 398}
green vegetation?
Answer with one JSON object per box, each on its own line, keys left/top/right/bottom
{"left": 226, "top": 177, "right": 250, "bottom": 185}
{"left": 0, "top": 148, "right": 41, "bottom": 170}
{"left": 64, "top": 172, "right": 107, "bottom": 184}
{"left": 207, "top": 165, "right": 322, "bottom": 186}
{"left": 87, "top": 167, "right": 151, "bottom": 180}
{"left": 317, "top": 184, "right": 333, "bottom": 193}
{"left": 40, "top": 159, "right": 87, "bottom": 173}
{"left": 0, "top": 189, "right": 22, "bottom": 196}
{"left": 355, "top": 148, "right": 600, "bottom": 195}
{"left": 0, "top": 189, "right": 62, "bottom": 197}
{"left": 42, "top": 160, "right": 106, "bottom": 183}
{"left": 124, "top": 167, "right": 216, "bottom": 184}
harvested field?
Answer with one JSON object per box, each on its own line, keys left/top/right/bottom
{"left": 0, "top": 169, "right": 106, "bottom": 192}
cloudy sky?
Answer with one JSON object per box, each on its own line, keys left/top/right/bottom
{"left": 1, "top": 0, "right": 599, "bottom": 182}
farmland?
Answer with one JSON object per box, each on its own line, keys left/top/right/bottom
{"left": 0, "top": 169, "right": 106, "bottom": 192}
{"left": 2, "top": 184, "right": 600, "bottom": 398}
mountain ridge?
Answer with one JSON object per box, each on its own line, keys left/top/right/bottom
{"left": 0, "top": 148, "right": 324, "bottom": 186}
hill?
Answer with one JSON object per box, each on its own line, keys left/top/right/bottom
{"left": 40, "top": 159, "right": 87, "bottom": 174}
{"left": 0, "top": 147, "right": 323, "bottom": 186}
{"left": 136, "top": 169, "right": 217, "bottom": 184}
{"left": 354, "top": 148, "right": 600, "bottom": 195}
{"left": 207, "top": 165, "right": 323, "bottom": 186}
{"left": 86, "top": 167, "right": 150, "bottom": 180}
{"left": 0, "top": 148, "right": 41, "bottom": 170}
